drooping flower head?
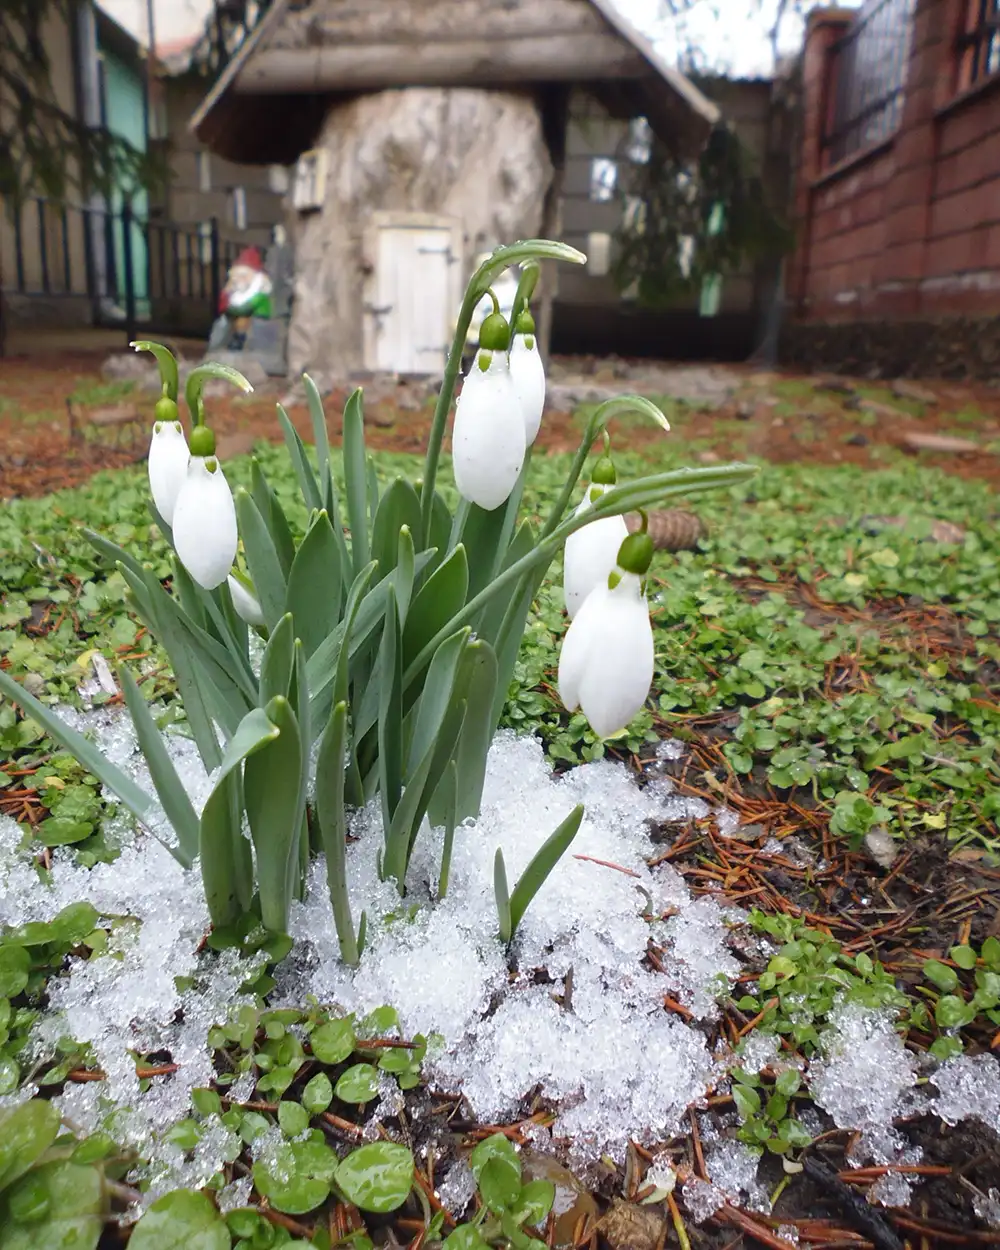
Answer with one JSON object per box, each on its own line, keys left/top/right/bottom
{"left": 172, "top": 423, "right": 238, "bottom": 590}
{"left": 228, "top": 571, "right": 265, "bottom": 627}
{"left": 563, "top": 438, "right": 629, "bottom": 620}
{"left": 558, "top": 518, "right": 655, "bottom": 740}
{"left": 509, "top": 306, "right": 546, "bottom": 447}
{"left": 452, "top": 294, "right": 525, "bottom": 512}
{"left": 147, "top": 394, "right": 190, "bottom": 525}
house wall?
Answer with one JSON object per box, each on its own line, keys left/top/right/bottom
{"left": 0, "top": 3, "right": 93, "bottom": 328}
{"left": 552, "top": 79, "right": 791, "bottom": 359}
{"left": 160, "top": 73, "right": 287, "bottom": 253}
{"left": 784, "top": 0, "right": 1000, "bottom": 378}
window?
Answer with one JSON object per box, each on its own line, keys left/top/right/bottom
{"left": 268, "top": 164, "right": 290, "bottom": 194}
{"left": 626, "top": 117, "right": 652, "bottom": 165}
{"left": 292, "top": 150, "right": 328, "bottom": 212}
{"left": 589, "top": 158, "right": 618, "bottom": 202}
{"left": 958, "top": 0, "right": 1000, "bottom": 87}
{"left": 198, "top": 151, "right": 212, "bottom": 193}
{"left": 823, "top": 0, "right": 916, "bottom": 166}
{"left": 232, "top": 186, "right": 247, "bottom": 230}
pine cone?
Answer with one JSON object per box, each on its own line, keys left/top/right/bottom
{"left": 625, "top": 509, "right": 705, "bottom": 551}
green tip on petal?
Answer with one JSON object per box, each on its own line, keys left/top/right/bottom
{"left": 477, "top": 350, "right": 493, "bottom": 373}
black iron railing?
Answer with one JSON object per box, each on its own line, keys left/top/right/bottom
{"left": 957, "top": 0, "right": 1000, "bottom": 86}
{"left": 823, "top": 0, "right": 917, "bottom": 166}
{"left": 3, "top": 196, "right": 244, "bottom": 339}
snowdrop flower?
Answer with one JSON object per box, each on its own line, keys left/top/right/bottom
{"left": 563, "top": 449, "right": 628, "bottom": 619}
{"left": 558, "top": 524, "right": 655, "bottom": 739}
{"left": 147, "top": 396, "right": 189, "bottom": 525}
{"left": 453, "top": 302, "right": 525, "bottom": 512}
{"left": 228, "top": 573, "right": 265, "bottom": 626}
{"left": 172, "top": 426, "right": 238, "bottom": 590}
{"left": 509, "top": 308, "right": 545, "bottom": 446}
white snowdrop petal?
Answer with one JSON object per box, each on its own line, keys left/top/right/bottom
{"left": 147, "top": 421, "right": 190, "bottom": 525}
{"left": 564, "top": 507, "right": 629, "bottom": 620}
{"left": 509, "top": 333, "right": 546, "bottom": 446}
{"left": 227, "top": 576, "right": 265, "bottom": 627}
{"left": 557, "top": 582, "right": 608, "bottom": 713}
{"left": 577, "top": 589, "right": 654, "bottom": 738}
{"left": 558, "top": 575, "right": 654, "bottom": 739}
{"left": 453, "top": 352, "right": 526, "bottom": 512}
{"left": 173, "top": 457, "right": 238, "bottom": 590}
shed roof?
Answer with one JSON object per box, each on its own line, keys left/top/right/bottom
{"left": 190, "top": 0, "right": 721, "bottom": 165}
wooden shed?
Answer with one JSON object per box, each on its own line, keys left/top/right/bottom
{"left": 189, "top": 0, "right": 722, "bottom": 379}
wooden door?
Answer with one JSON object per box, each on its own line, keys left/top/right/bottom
{"left": 366, "top": 216, "right": 461, "bottom": 374}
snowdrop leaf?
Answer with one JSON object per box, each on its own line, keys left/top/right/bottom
{"left": 315, "top": 701, "right": 358, "bottom": 965}
{"left": 371, "top": 478, "right": 421, "bottom": 585}
{"left": 259, "top": 613, "right": 295, "bottom": 706}
{"left": 450, "top": 639, "right": 499, "bottom": 823}
{"left": 507, "top": 804, "right": 584, "bottom": 939}
{"left": 251, "top": 458, "right": 296, "bottom": 578}
{"left": 277, "top": 402, "right": 322, "bottom": 514}
{"left": 377, "top": 586, "right": 403, "bottom": 836}
{"left": 235, "top": 487, "right": 287, "bottom": 631}
{"left": 494, "top": 849, "right": 512, "bottom": 944}
{"left": 343, "top": 388, "right": 370, "bottom": 575}
{"left": 287, "top": 509, "right": 342, "bottom": 659}
{"left": 402, "top": 545, "right": 469, "bottom": 672}
{"left": 303, "top": 373, "right": 333, "bottom": 506}
{"left": 407, "top": 628, "right": 469, "bottom": 777}
{"left": 118, "top": 664, "right": 200, "bottom": 866}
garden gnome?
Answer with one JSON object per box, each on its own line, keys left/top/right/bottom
{"left": 219, "top": 246, "right": 273, "bottom": 349}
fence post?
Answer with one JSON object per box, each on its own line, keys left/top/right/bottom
{"left": 122, "top": 200, "right": 137, "bottom": 344}
{"left": 209, "top": 216, "right": 222, "bottom": 320}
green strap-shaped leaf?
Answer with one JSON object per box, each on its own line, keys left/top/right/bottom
{"left": 251, "top": 458, "right": 297, "bottom": 578}
{"left": 401, "top": 544, "right": 469, "bottom": 672}
{"left": 459, "top": 502, "right": 510, "bottom": 602}
{"left": 395, "top": 526, "right": 415, "bottom": 628}
{"left": 291, "top": 637, "right": 311, "bottom": 755}
{"left": 119, "top": 570, "right": 221, "bottom": 770}
{"left": 118, "top": 665, "right": 200, "bottom": 867}
{"left": 488, "top": 563, "right": 549, "bottom": 736}
{"left": 287, "top": 510, "right": 343, "bottom": 659}
{"left": 84, "top": 527, "right": 145, "bottom": 580}
{"left": 172, "top": 556, "right": 256, "bottom": 693}
{"left": 234, "top": 486, "right": 287, "bottom": 631}
{"left": 377, "top": 586, "right": 403, "bottom": 835}
{"left": 243, "top": 695, "right": 307, "bottom": 934}
{"left": 314, "top": 700, "right": 359, "bottom": 965}
{"left": 370, "top": 478, "right": 421, "bottom": 585}
{"left": 405, "top": 628, "right": 469, "bottom": 777}
{"left": 0, "top": 667, "right": 168, "bottom": 855}
{"left": 259, "top": 612, "right": 295, "bottom": 706}
{"left": 494, "top": 849, "right": 512, "bottom": 944}
{"left": 382, "top": 692, "right": 467, "bottom": 890}
{"left": 420, "top": 485, "right": 454, "bottom": 578}
{"left": 199, "top": 706, "right": 279, "bottom": 926}
{"left": 437, "top": 760, "right": 459, "bottom": 899}
{"left": 449, "top": 639, "right": 498, "bottom": 824}
{"left": 475, "top": 520, "right": 535, "bottom": 646}
{"left": 343, "top": 388, "right": 369, "bottom": 575}
{"left": 507, "top": 804, "right": 584, "bottom": 938}
{"left": 366, "top": 455, "right": 379, "bottom": 531}
{"left": 277, "top": 402, "right": 323, "bottom": 513}
{"left": 303, "top": 373, "right": 334, "bottom": 505}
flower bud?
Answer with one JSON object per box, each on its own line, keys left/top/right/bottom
{"left": 172, "top": 454, "right": 238, "bottom": 589}
{"left": 147, "top": 420, "right": 190, "bottom": 525}
{"left": 509, "top": 305, "right": 545, "bottom": 446}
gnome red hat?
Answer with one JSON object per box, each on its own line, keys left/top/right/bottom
{"left": 233, "top": 246, "right": 264, "bottom": 271}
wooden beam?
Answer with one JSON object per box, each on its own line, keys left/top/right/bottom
{"left": 234, "top": 35, "right": 647, "bottom": 94}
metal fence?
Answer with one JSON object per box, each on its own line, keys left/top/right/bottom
{"left": 823, "top": 0, "right": 917, "bottom": 166}
{"left": 2, "top": 196, "right": 245, "bottom": 339}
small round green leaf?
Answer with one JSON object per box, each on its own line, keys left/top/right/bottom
{"left": 0, "top": 946, "right": 30, "bottom": 998}
{"left": 924, "top": 960, "right": 959, "bottom": 993}
{"left": 278, "top": 1100, "right": 311, "bottom": 1138}
{"left": 301, "top": 1073, "right": 333, "bottom": 1114}
{"left": 334, "top": 1063, "right": 379, "bottom": 1104}
{"left": 0, "top": 1161, "right": 103, "bottom": 1250}
{"left": 309, "top": 1017, "right": 356, "bottom": 1065}
{"left": 253, "top": 1140, "right": 337, "bottom": 1215}
{"left": 950, "top": 945, "right": 978, "bottom": 971}
{"left": 129, "top": 1188, "right": 230, "bottom": 1250}
{"left": 935, "top": 994, "right": 976, "bottom": 1030}
{"left": 775, "top": 1069, "right": 801, "bottom": 1097}
{"left": 0, "top": 1099, "right": 62, "bottom": 1189}
{"left": 335, "top": 1142, "right": 414, "bottom": 1214}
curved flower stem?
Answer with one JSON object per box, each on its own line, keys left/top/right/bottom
{"left": 403, "top": 460, "right": 756, "bottom": 690}
{"left": 184, "top": 362, "right": 255, "bottom": 427}
{"left": 131, "top": 340, "right": 179, "bottom": 400}
{"left": 505, "top": 261, "right": 540, "bottom": 351}
{"left": 539, "top": 395, "right": 671, "bottom": 540}
{"left": 418, "top": 239, "right": 586, "bottom": 548}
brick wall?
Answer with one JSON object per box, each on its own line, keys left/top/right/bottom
{"left": 787, "top": 0, "right": 1000, "bottom": 341}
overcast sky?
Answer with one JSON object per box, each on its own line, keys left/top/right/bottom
{"left": 98, "top": 0, "right": 863, "bottom": 77}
